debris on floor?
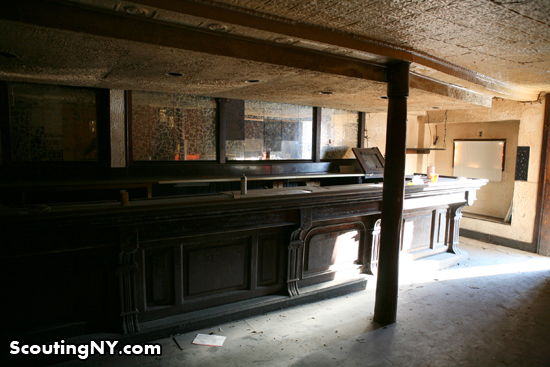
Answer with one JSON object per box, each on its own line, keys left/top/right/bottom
{"left": 172, "top": 336, "right": 183, "bottom": 350}
{"left": 192, "top": 334, "right": 226, "bottom": 347}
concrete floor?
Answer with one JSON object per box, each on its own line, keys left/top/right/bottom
{"left": 59, "top": 237, "right": 550, "bottom": 366}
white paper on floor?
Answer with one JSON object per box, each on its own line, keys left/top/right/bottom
{"left": 192, "top": 334, "right": 227, "bottom": 347}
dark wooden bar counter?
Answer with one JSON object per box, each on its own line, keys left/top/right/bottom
{"left": 0, "top": 176, "right": 486, "bottom": 360}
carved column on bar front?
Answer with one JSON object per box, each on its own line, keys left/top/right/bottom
{"left": 117, "top": 226, "right": 140, "bottom": 334}
{"left": 362, "top": 218, "right": 381, "bottom": 275}
{"left": 448, "top": 204, "right": 466, "bottom": 255}
{"left": 287, "top": 235, "right": 304, "bottom": 297}
{"left": 286, "top": 208, "right": 312, "bottom": 297}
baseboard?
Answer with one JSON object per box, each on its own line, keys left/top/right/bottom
{"left": 134, "top": 276, "right": 369, "bottom": 344}
{"left": 460, "top": 228, "right": 536, "bottom": 253}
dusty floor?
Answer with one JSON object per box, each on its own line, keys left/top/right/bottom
{"left": 58, "top": 237, "right": 550, "bottom": 366}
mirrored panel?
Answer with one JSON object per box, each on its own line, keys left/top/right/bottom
{"left": 132, "top": 91, "right": 217, "bottom": 161}
{"left": 321, "top": 108, "right": 359, "bottom": 159}
{"left": 8, "top": 83, "right": 98, "bottom": 162}
{"left": 226, "top": 101, "right": 313, "bottom": 160}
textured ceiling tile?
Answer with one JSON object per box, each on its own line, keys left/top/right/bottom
{"left": 519, "top": 21, "right": 550, "bottom": 41}
{"left": 362, "top": 10, "right": 401, "bottom": 25}
{"left": 448, "top": 31, "right": 495, "bottom": 49}
{"left": 444, "top": 53, "right": 536, "bottom": 86}
{"left": 398, "top": 35, "right": 428, "bottom": 47}
{"left": 420, "top": 4, "right": 476, "bottom": 25}
{"left": 399, "top": 0, "right": 449, "bottom": 14}
{"left": 225, "top": 0, "right": 263, "bottom": 8}
{"left": 299, "top": 11, "right": 345, "bottom": 27}
{"left": 414, "top": 38, "right": 466, "bottom": 58}
{"left": 321, "top": 0, "right": 360, "bottom": 15}
{"left": 393, "top": 12, "right": 439, "bottom": 29}
{"left": 362, "top": 26, "right": 411, "bottom": 46}
{"left": 340, "top": 20, "right": 377, "bottom": 34}
{"left": 338, "top": 7, "right": 380, "bottom": 24}
{"left": 282, "top": 1, "right": 321, "bottom": 17}
{"left": 406, "top": 17, "right": 451, "bottom": 41}
{"left": 477, "top": 5, "right": 518, "bottom": 22}
{"left": 6, "top": 0, "right": 550, "bottom": 104}
{"left": 0, "top": 21, "right": 123, "bottom": 85}
{"left": 493, "top": 0, "right": 550, "bottom": 24}
{"left": 505, "top": 54, "right": 545, "bottom": 64}
{"left": 251, "top": 0, "right": 303, "bottom": 17}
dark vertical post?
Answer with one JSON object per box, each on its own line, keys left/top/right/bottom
{"left": 97, "top": 88, "right": 112, "bottom": 178}
{"left": 359, "top": 112, "right": 366, "bottom": 148}
{"left": 0, "top": 82, "right": 12, "bottom": 166}
{"left": 536, "top": 94, "right": 550, "bottom": 255}
{"left": 125, "top": 91, "right": 133, "bottom": 166}
{"left": 373, "top": 61, "right": 410, "bottom": 325}
{"left": 313, "top": 107, "right": 321, "bottom": 162}
{"left": 217, "top": 98, "right": 227, "bottom": 164}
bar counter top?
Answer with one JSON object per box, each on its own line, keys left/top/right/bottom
{"left": 0, "top": 176, "right": 486, "bottom": 219}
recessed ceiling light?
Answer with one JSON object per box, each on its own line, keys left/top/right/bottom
{"left": 380, "top": 96, "right": 388, "bottom": 99}
{"left": 0, "top": 51, "right": 17, "bottom": 59}
{"left": 245, "top": 79, "right": 260, "bottom": 83}
{"left": 123, "top": 5, "right": 148, "bottom": 16}
{"left": 206, "top": 23, "right": 228, "bottom": 32}
{"left": 274, "top": 37, "right": 295, "bottom": 44}
{"left": 319, "top": 91, "right": 333, "bottom": 95}
{"left": 166, "top": 72, "right": 183, "bottom": 77}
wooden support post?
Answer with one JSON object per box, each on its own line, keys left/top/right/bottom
{"left": 313, "top": 107, "right": 322, "bottom": 162}
{"left": 536, "top": 94, "right": 550, "bottom": 255}
{"left": 373, "top": 61, "right": 410, "bottom": 325}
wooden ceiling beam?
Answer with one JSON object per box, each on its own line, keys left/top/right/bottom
{"left": 1, "top": 0, "right": 387, "bottom": 83}
{"left": 410, "top": 73, "right": 492, "bottom": 108}
{"left": 128, "top": 0, "right": 528, "bottom": 100}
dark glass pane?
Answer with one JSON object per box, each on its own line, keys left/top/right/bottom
{"left": 321, "top": 108, "right": 359, "bottom": 159}
{"left": 226, "top": 100, "right": 313, "bottom": 160}
{"left": 8, "top": 83, "right": 98, "bottom": 162}
{"left": 132, "top": 91, "right": 217, "bottom": 161}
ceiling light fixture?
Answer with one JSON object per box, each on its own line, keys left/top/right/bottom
{"left": 274, "top": 37, "right": 295, "bottom": 44}
{"left": 206, "top": 23, "right": 228, "bottom": 32}
{"left": 123, "top": 5, "right": 148, "bottom": 16}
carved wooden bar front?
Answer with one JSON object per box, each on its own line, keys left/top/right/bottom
{"left": 0, "top": 178, "right": 486, "bottom": 348}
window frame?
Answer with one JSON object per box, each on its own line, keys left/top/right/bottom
{"left": 128, "top": 91, "right": 366, "bottom": 168}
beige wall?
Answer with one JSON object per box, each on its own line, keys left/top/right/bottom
{"left": 427, "top": 120, "right": 519, "bottom": 218}
{"left": 363, "top": 112, "right": 421, "bottom": 175}
{"left": 422, "top": 98, "right": 547, "bottom": 243}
